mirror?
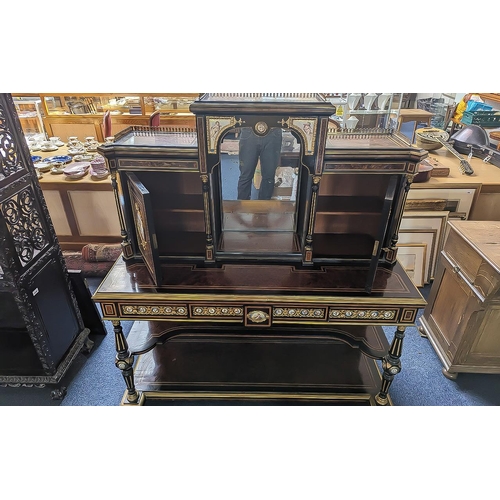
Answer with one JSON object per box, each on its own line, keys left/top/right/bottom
{"left": 219, "top": 127, "right": 301, "bottom": 235}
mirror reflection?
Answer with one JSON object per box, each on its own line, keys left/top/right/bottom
{"left": 220, "top": 127, "right": 301, "bottom": 234}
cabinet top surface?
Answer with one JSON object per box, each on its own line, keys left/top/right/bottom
{"left": 106, "top": 126, "right": 424, "bottom": 158}
{"left": 325, "top": 129, "right": 416, "bottom": 151}
{"left": 114, "top": 128, "right": 198, "bottom": 148}
{"left": 93, "top": 258, "right": 425, "bottom": 306}
{"left": 449, "top": 220, "right": 500, "bottom": 270}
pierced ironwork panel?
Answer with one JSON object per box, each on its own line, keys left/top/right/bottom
{"left": 1, "top": 187, "right": 48, "bottom": 266}
{"left": 0, "top": 102, "right": 25, "bottom": 180}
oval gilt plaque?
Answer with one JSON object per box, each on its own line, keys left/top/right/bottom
{"left": 247, "top": 310, "right": 269, "bottom": 324}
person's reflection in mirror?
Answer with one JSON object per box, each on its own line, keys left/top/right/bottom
{"left": 237, "top": 127, "right": 282, "bottom": 200}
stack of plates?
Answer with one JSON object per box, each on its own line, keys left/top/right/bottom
{"left": 89, "top": 155, "right": 109, "bottom": 179}
{"left": 42, "top": 155, "right": 72, "bottom": 165}
{"left": 63, "top": 162, "right": 90, "bottom": 180}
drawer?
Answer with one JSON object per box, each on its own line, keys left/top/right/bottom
{"left": 443, "top": 231, "right": 500, "bottom": 300}
{"left": 444, "top": 229, "right": 484, "bottom": 284}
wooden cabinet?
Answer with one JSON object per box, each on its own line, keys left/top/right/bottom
{"left": 93, "top": 93, "right": 428, "bottom": 406}
{"left": 419, "top": 220, "right": 500, "bottom": 379}
{"left": 0, "top": 94, "right": 92, "bottom": 398}
{"left": 38, "top": 173, "right": 121, "bottom": 250}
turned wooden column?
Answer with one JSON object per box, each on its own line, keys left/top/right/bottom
{"left": 375, "top": 326, "right": 405, "bottom": 405}
{"left": 113, "top": 320, "right": 140, "bottom": 404}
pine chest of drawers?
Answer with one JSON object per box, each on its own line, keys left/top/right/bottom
{"left": 419, "top": 220, "right": 500, "bottom": 378}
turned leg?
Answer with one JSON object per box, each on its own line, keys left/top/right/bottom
{"left": 375, "top": 326, "right": 405, "bottom": 406}
{"left": 113, "top": 320, "right": 140, "bottom": 404}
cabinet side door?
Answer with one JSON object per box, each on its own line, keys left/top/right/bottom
{"left": 126, "top": 172, "right": 162, "bottom": 286}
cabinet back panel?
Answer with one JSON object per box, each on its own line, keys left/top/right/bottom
{"left": 319, "top": 174, "right": 391, "bottom": 198}
{"left": 219, "top": 231, "right": 299, "bottom": 253}
{"left": 313, "top": 234, "right": 374, "bottom": 258}
{"left": 153, "top": 210, "right": 206, "bottom": 232}
{"left": 314, "top": 213, "right": 381, "bottom": 237}
{"left": 129, "top": 171, "right": 206, "bottom": 256}
{"left": 316, "top": 196, "right": 384, "bottom": 214}
{"left": 156, "top": 231, "right": 206, "bottom": 256}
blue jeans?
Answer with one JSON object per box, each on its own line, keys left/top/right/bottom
{"left": 237, "top": 127, "right": 282, "bottom": 200}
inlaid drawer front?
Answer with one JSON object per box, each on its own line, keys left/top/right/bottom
{"left": 273, "top": 307, "right": 328, "bottom": 321}
{"left": 323, "top": 162, "right": 408, "bottom": 172}
{"left": 328, "top": 308, "right": 398, "bottom": 322}
{"left": 119, "top": 304, "right": 189, "bottom": 318}
{"left": 118, "top": 159, "right": 199, "bottom": 171}
{"left": 190, "top": 305, "right": 244, "bottom": 320}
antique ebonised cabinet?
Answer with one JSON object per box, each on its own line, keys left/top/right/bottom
{"left": 0, "top": 94, "right": 91, "bottom": 399}
{"left": 95, "top": 93, "right": 428, "bottom": 405}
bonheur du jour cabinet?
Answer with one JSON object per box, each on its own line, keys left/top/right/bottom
{"left": 93, "top": 93, "right": 428, "bottom": 406}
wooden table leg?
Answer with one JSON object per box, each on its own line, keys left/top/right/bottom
{"left": 375, "top": 326, "right": 405, "bottom": 406}
{"left": 112, "top": 320, "right": 140, "bottom": 405}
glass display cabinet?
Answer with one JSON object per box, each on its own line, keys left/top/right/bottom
{"left": 93, "top": 93, "right": 428, "bottom": 406}
{"left": 14, "top": 93, "right": 201, "bottom": 143}
{"left": 12, "top": 96, "right": 46, "bottom": 140}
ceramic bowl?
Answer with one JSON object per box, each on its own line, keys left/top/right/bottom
{"left": 50, "top": 166, "right": 65, "bottom": 175}
{"left": 35, "top": 163, "right": 52, "bottom": 173}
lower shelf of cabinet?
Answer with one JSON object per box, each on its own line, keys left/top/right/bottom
{"left": 124, "top": 330, "right": 391, "bottom": 406}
